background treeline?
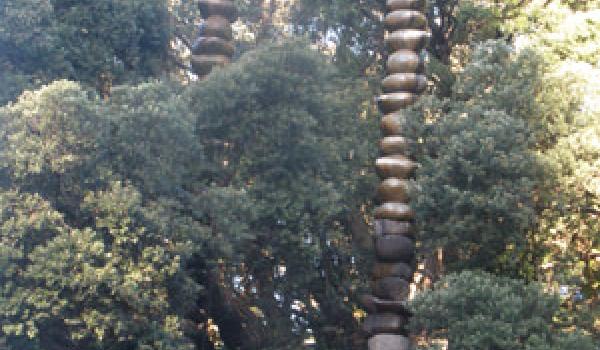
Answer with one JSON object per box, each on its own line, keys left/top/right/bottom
{"left": 0, "top": 0, "right": 598, "bottom": 349}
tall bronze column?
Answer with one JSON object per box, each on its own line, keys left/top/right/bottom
{"left": 361, "top": 1, "right": 428, "bottom": 349}
{"left": 191, "top": 0, "right": 238, "bottom": 78}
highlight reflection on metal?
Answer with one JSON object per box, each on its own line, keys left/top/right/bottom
{"left": 191, "top": 0, "right": 237, "bottom": 77}
{"left": 362, "top": 0, "right": 429, "bottom": 349}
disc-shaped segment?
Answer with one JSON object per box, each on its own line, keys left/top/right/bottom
{"left": 386, "top": 51, "right": 425, "bottom": 74}
{"left": 204, "top": 15, "right": 233, "bottom": 40}
{"left": 386, "top": 0, "right": 426, "bottom": 11}
{"left": 384, "top": 10, "right": 427, "bottom": 30}
{"left": 376, "top": 155, "right": 418, "bottom": 179}
{"left": 380, "top": 136, "right": 412, "bottom": 155}
{"left": 377, "top": 92, "right": 418, "bottom": 113}
{"left": 368, "top": 334, "right": 412, "bottom": 350}
{"left": 375, "top": 235, "right": 415, "bottom": 262}
{"left": 372, "top": 277, "right": 410, "bottom": 301}
{"left": 359, "top": 294, "right": 413, "bottom": 316}
{"left": 372, "top": 262, "right": 414, "bottom": 280}
{"left": 386, "top": 30, "right": 430, "bottom": 51}
{"left": 382, "top": 73, "right": 427, "bottom": 93}
{"left": 381, "top": 113, "right": 410, "bottom": 136}
{"left": 374, "top": 203, "right": 415, "bottom": 221}
{"left": 198, "top": 0, "right": 237, "bottom": 20}
{"left": 375, "top": 219, "right": 414, "bottom": 235}
{"left": 362, "top": 313, "right": 408, "bottom": 336}
{"left": 191, "top": 54, "right": 230, "bottom": 76}
{"left": 359, "top": 294, "right": 413, "bottom": 317}
{"left": 192, "top": 37, "right": 234, "bottom": 56}
{"left": 377, "top": 178, "right": 411, "bottom": 203}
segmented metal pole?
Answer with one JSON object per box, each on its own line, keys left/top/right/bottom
{"left": 361, "top": 1, "right": 429, "bottom": 349}
{"left": 191, "top": 0, "right": 238, "bottom": 78}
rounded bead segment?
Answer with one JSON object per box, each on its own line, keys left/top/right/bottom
{"left": 381, "top": 113, "right": 410, "bottom": 136}
{"left": 192, "top": 37, "right": 235, "bottom": 56}
{"left": 198, "top": 0, "right": 237, "bottom": 20}
{"left": 369, "top": 1, "right": 427, "bottom": 347}
{"left": 386, "top": 0, "right": 426, "bottom": 11}
{"left": 374, "top": 203, "right": 415, "bottom": 221}
{"left": 377, "top": 93, "right": 419, "bottom": 113}
{"left": 368, "top": 334, "right": 412, "bottom": 350}
{"left": 385, "top": 10, "right": 427, "bottom": 30}
{"left": 386, "top": 30, "right": 430, "bottom": 51}
{"left": 372, "top": 262, "right": 414, "bottom": 280}
{"left": 362, "top": 313, "right": 409, "bottom": 336}
{"left": 382, "top": 73, "right": 427, "bottom": 93}
{"left": 376, "top": 156, "right": 418, "bottom": 179}
{"left": 375, "top": 235, "right": 415, "bottom": 262}
{"left": 377, "top": 178, "right": 411, "bottom": 202}
{"left": 375, "top": 219, "right": 414, "bottom": 235}
{"left": 204, "top": 16, "right": 233, "bottom": 40}
{"left": 380, "top": 136, "right": 412, "bottom": 155}
{"left": 372, "top": 277, "right": 410, "bottom": 301}
{"left": 386, "top": 51, "right": 425, "bottom": 74}
{"left": 192, "top": 0, "right": 238, "bottom": 77}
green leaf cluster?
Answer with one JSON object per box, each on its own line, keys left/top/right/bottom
{"left": 410, "top": 271, "right": 596, "bottom": 350}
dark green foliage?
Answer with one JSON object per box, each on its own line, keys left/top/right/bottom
{"left": 1, "top": 0, "right": 599, "bottom": 347}
{"left": 410, "top": 271, "right": 596, "bottom": 350}
{"left": 184, "top": 41, "right": 377, "bottom": 349}
{"left": 0, "top": 42, "right": 379, "bottom": 350}
{"left": 0, "top": 0, "right": 172, "bottom": 105}
{"left": 51, "top": 0, "right": 171, "bottom": 83}
{"left": 0, "top": 81, "right": 203, "bottom": 350}
{"left": 404, "top": 42, "right": 542, "bottom": 274}
{"left": 414, "top": 106, "right": 538, "bottom": 273}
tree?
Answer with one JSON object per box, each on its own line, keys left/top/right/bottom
{"left": 184, "top": 41, "right": 378, "bottom": 349}
{"left": 0, "top": 42, "right": 380, "bottom": 350}
{"left": 0, "top": 0, "right": 173, "bottom": 104}
{"left": 0, "top": 81, "right": 205, "bottom": 350}
{"left": 410, "top": 271, "right": 596, "bottom": 350}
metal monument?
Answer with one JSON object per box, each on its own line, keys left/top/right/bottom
{"left": 361, "top": 1, "right": 429, "bottom": 349}
{"left": 191, "top": 0, "right": 238, "bottom": 78}
{"left": 189, "top": 0, "right": 429, "bottom": 347}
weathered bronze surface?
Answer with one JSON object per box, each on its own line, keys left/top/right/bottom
{"left": 198, "top": 0, "right": 237, "bottom": 21}
{"left": 386, "top": 51, "right": 425, "bottom": 74}
{"left": 373, "top": 277, "right": 410, "bottom": 301}
{"left": 364, "top": 0, "right": 428, "bottom": 347}
{"left": 191, "top": 55, "right": 230, "bottom": 75}
{"left": 379, "top": 136, "right": 412, "bottom": 154}
{"left": 374, "top": 202, "right": 416, "bottom": 221}
{"left": 386, "top": 30, "right": 430, "bottom": 51}
{"left": 375, "top": 219, "right": 414, "bottom": 235}
{"left": 204, "top": 16, "right": 233, "bottom": 39}
{"left": 386, "top": 0, "right": 426, "bottom": 11}
{"left": 375, "top": 235, "right": 415, "bottom": 262}
{"left": 384, "top": 10, "right": 427, "bottom": 30}
{"left": 380, "top": 113, "right": 410, "bottom": 136}
{"left": 375, "top": 155, "right": 418, "bottom": 179}
{"left": 192, "top": 0, "right": 237, "bottom": 77}
{"left": 382, "top": 73, "right": 427, "bottom": 93}
{"left": 368, "top": 334, "right": 413, "bottom": 350}
{"left": 377, "top": 93, "right": 419, "bottom": 113}
{"left": 377, "top": 178, "right": 411, "bottom": 202}
{"left": 360, "top": 295, "right": 413, "bottom": 316}
{"left": 192, "top": 37, "right": 235, "bottom": 56}
{"left": 362, "top": 313, "right": 409, "bottom": 336}
{"left": 372, "top": 262, "right": 414, "bottom": 280}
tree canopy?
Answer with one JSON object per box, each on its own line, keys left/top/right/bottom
{"left": 0, "top": 0, "right": 598, "bottom": 349}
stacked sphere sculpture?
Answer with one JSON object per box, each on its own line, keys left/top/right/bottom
{"left": 191, "top": 0, "right": 238, "bottom": 78}
{"left": 361, "top": 1, "right": 429, "bottom": 349}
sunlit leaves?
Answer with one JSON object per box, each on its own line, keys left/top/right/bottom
{"left": 410, "top": 271, "right": 596, "bottom": 350}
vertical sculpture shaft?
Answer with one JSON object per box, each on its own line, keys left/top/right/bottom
{"left": 191, "top": 0, "right": 238, "bottom": 78}
{"left": 361, "top": 1, "right": 429, "bottom": 349}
